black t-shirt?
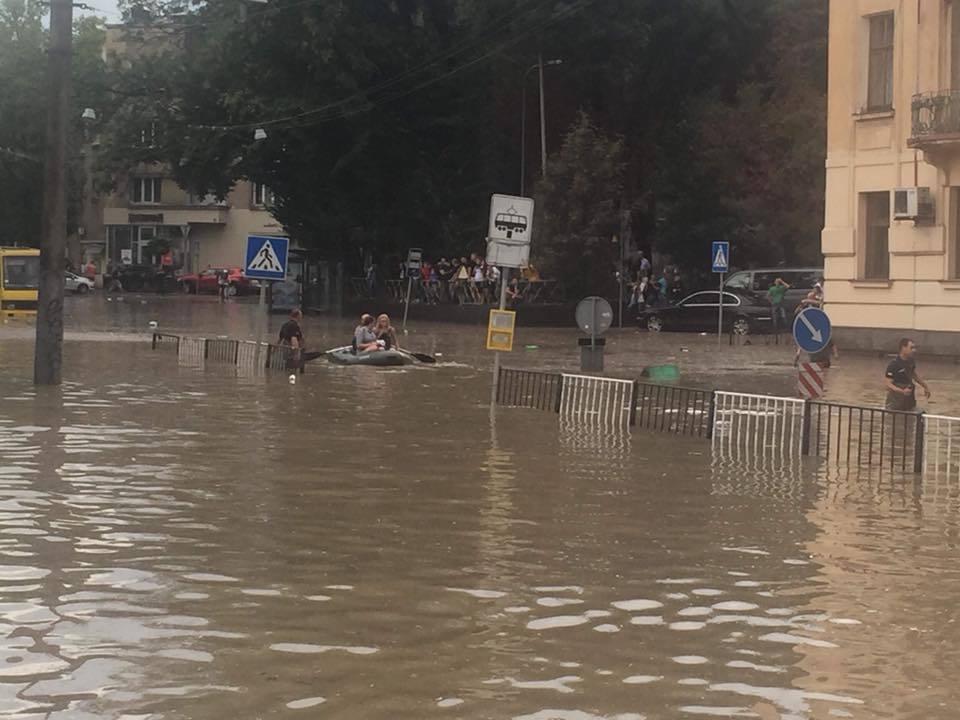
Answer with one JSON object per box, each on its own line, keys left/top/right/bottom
{"left": 885, "top": 356, "right": 916, "bottom": 410}
{"left": 278, "top": 320, "right": 303, "bottom": 346}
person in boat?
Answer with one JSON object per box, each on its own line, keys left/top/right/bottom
{"left": 373, "top": 313, "right": 400, "bottom": 350}
{"left": 353, "top": 313, "right": 380, "bottom": 352}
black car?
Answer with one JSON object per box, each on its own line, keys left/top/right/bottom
{"left": 638, "top": 290, "right": 773, "bottom": 335}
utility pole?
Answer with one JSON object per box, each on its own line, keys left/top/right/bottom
{"left": 34, "top": 0, "right": 73, "bottom": 386}
{"left": 538, "top": 52, "right": 548, "bottom": 179}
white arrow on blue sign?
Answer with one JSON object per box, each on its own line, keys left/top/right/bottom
{"left": 245, "top": 235, "right": 289, "bottom": 281}
{"left": 711, "top": 241, "right": 729, "bottom": 273}
{"left": 793, "top": 307, "right": 832, "bottom": 353}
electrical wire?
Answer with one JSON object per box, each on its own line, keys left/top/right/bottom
{"left": 0, "top": 146, "right": 41, "bottom": 163}
{"left": 195, "top": 0, "right": 591, "bottom": 132}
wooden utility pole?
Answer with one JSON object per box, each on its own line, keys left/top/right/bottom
{"left": 34, "top": 0, "right": 73, "bottom": 386}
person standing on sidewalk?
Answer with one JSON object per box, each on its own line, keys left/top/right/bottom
{"left": 884, "top": 338, "right": 931, "bottom": 411}
{"left": 767, "top": 277, "right": 791, "bottom": 335}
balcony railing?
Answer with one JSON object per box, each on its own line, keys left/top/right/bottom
{"left": 910, "top": 91, "right": 960, "bottom": 147}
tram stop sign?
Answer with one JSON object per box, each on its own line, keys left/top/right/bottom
{"left": 576, "top": 296, "right": 613, "bottom": 338}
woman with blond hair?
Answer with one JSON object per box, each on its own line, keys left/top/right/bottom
{"left": 373, "top": 313, "right": 400, "bottom": 350}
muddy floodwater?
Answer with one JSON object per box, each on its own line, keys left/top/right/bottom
{"left": 0, "top": 295, "right": 958, "bottom": 719}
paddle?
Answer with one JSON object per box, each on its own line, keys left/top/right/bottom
{"left": 405, "top": 351, "right": 437, "bottom": 364}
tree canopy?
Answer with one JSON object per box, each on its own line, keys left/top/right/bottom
{"left": 6, "top": 0, "right": 828, "bottom": 289}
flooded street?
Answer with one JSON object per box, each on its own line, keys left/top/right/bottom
{"left": 0, "top": 296, "right": 959, "bottom": 718}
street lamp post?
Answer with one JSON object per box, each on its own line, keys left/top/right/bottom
{"left": 520, "top": 57, "right": 561, "bottom": 196}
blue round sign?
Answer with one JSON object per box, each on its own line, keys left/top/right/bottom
{"left": 793, "top": 308, "right": 832, "bottom": 353}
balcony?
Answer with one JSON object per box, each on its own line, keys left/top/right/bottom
{"left": 909, "top": 91, "right": 960, "bottom": 150}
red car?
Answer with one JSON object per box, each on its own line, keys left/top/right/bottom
{"left": 179, "top": 267, "right": 258, "bottom": 295}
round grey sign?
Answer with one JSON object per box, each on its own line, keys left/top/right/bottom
{"left": 575, "top": 296, "right": 614, "bottom": 336}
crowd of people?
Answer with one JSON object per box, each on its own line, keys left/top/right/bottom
{"left": 624, "top": 252, "right": 687, "bottom": 313}
{"left": 360, "top": 253, "right": 544, "bottom": 306}
{"left": 398, "top": 253, "right": 542, "bottom": 305}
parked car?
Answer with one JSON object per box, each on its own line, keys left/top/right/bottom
{"left": 178, "top": 267, "right": 258, "bottom": 296}
{"left": 110, "top": 264, "right": 178, "bottom": 293}
{"left": 65, "top": 271, "right": 94, "bottom": 294}
{"left": 638, "top": 290, "right": 773, "bottom": 335}
{"left": 723, "top": 267, "right": 823, "bottom": 308}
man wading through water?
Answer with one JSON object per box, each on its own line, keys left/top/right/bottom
{"left": 884, "top": 337, "right": 932, "bottom": 411}
{"left": 278, "top": 309, "right": 321, "bottom": 372}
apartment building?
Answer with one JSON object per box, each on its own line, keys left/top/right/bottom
{"left": 84, "top": 23, "right": 285, "bottom": 274}
{"left": 824, "top": 0, "right": 960, "bottom": 354}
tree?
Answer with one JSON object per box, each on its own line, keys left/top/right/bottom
{"left": 534, "top": 112, "right": 625, "bottom": 298}
{"left": 0, "top": 0, "right": 108, "bottom": 261}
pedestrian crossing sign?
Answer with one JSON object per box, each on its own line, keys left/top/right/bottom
{"left": 711, "top": 241, "right": 730, "bottom": 273}
{"left": 245, "top": 235, "right": 289, "bottom": 280}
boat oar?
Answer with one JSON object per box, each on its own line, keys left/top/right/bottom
{"left": 405, "top": 351, "right": 437, "bottom": 364}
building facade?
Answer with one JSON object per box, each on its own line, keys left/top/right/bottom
{"left": 82, "top": 24, "right": 285, "bottom": 276}
{"left": 824, "top": 0, "right": 960, "bottom": 354}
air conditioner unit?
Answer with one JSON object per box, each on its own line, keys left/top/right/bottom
{"left": 893, "top": 187, "right": 934, "bottom": 221}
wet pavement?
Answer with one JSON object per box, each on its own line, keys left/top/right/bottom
{"left": 0, "top": 295, "right": 958, "bottom": 719}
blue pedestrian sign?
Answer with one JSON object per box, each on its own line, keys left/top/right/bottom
{"left": 712, "top": 241, "right": 730, "bottom": 273}
{"left": 245, "top": 235, "right": 289, "bottom": 281}
{"left": 793, "top": 307, "right": 832, "bottom": 353}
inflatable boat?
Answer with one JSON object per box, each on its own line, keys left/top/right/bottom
{"left": 324, "top": 345, "right": 418, "bottom": 366}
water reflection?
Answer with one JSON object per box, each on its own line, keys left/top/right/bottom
{"left": 0, "top": 332, "right": 957, "bottom": 718}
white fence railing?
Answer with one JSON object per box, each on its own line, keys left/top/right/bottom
{"left": 924, "top": 414, "right": 960, "bottom": 479}
{"left": 558, "top": 373, "right": 635, "bottom": 428}
{"left": 177, "top": 336, "right": 207, "bottom": 367}
{"left": 711, "top": 391, "right": 805, "bottom": 461}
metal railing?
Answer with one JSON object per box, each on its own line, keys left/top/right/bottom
{"left": 923, "top": 414, "right": 960, "bottom": 479}
{"left": 151, "top": 332, "right": 180, "bottom": 351}
{"left": 206, "top": 338, "right": 239, "bottom": 365}
{"left": 712, "top": 391, "right": 806, "bottom": 461}
{"left": 558, "top": 373, "right": 636, "bottom": 428}
{"left": 911, "top": 91, "right": 960, "bottom": 143}
{"left": 806, "top": 401, "right": 924, "bottom": 473}
{"left": 496, "top": 368, "right": 564, "bottom": 412}
{"left": 177, "top": 336, "right": 207, "bottom": 367}
{"left": 634, "top": 382, "right": 713, "bottom": 438}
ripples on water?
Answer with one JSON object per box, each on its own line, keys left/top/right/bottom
{"left": 0, "top": 338, "right": 957, "bottom": 718}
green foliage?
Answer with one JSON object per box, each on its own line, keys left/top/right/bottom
{"left": 93, "top": 0, "right": 828, "bottom": 282}
{"left": 0, "top": 0, "right": 108, "bottom": 247}
{"left": 534, "top": 112, "right": 625, "bottom": 298}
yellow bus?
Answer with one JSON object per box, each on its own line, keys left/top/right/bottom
{"left": 0, "top": 247, "right": 40, "bottom": 319}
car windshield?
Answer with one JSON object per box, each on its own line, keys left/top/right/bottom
{"left": 2, "top": 255, "right": 40, "bottom": 290}
{"left": 725, "top": 272, "right": 750, "bottom": 290}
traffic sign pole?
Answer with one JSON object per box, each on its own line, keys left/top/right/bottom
{"left": 711, "top": 241, "right": 730, "bottom": 345}
{"left": 717, "top": 271, "right": 724, "bottom": 344}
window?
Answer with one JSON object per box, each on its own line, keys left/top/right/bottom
{"left": 2, "top": 255, "right": 39, "bottom": 290}
{"left": 682, "top": 292, "right": 718, "bottom": 306}
{"left": 867, "top": 13, "right": 894, "bottom": 111}
{"left": 131, "top": 177, "right": 162, "bottom": 204}
{"left": 724, "top": 271, "right": 751, "bottom": 290}
{"left": 952, "top": 188, "right": 960, "bottom": 279}
{"left": 252, "top": 183, "right": 274, "bottom": 207}
{"left": 138, "top": 121, "right": 158, "bottom": 147}
{"left": 863, "top": 191, "right": 890, "bottom": 280}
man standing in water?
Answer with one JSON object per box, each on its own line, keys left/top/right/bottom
{"left": 884, "top": 338, "right": 931, "bottom": 411}
{"left": 278, "top": 308, "right": 305, "bottom": 371}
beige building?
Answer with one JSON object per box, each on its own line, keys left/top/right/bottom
{"left": 83, "top": 24, "right": 285, "bottom": 275}
{"left": 824, "top": 0, "right": 960, "bottom": 354}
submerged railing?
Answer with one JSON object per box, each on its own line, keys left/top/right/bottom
{"left": 152, "top": 332, "right": 298, "bottom": 374}
{"left": 494, "top": 366, "right": 960, "bottom": 476}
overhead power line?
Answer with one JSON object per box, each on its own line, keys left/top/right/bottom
{"left": 194, "top": 0, "right": 593, "bottom": 133}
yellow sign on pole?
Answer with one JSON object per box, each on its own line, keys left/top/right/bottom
{"left": 486, "top": 309, "right": 516, "bottom": 352}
